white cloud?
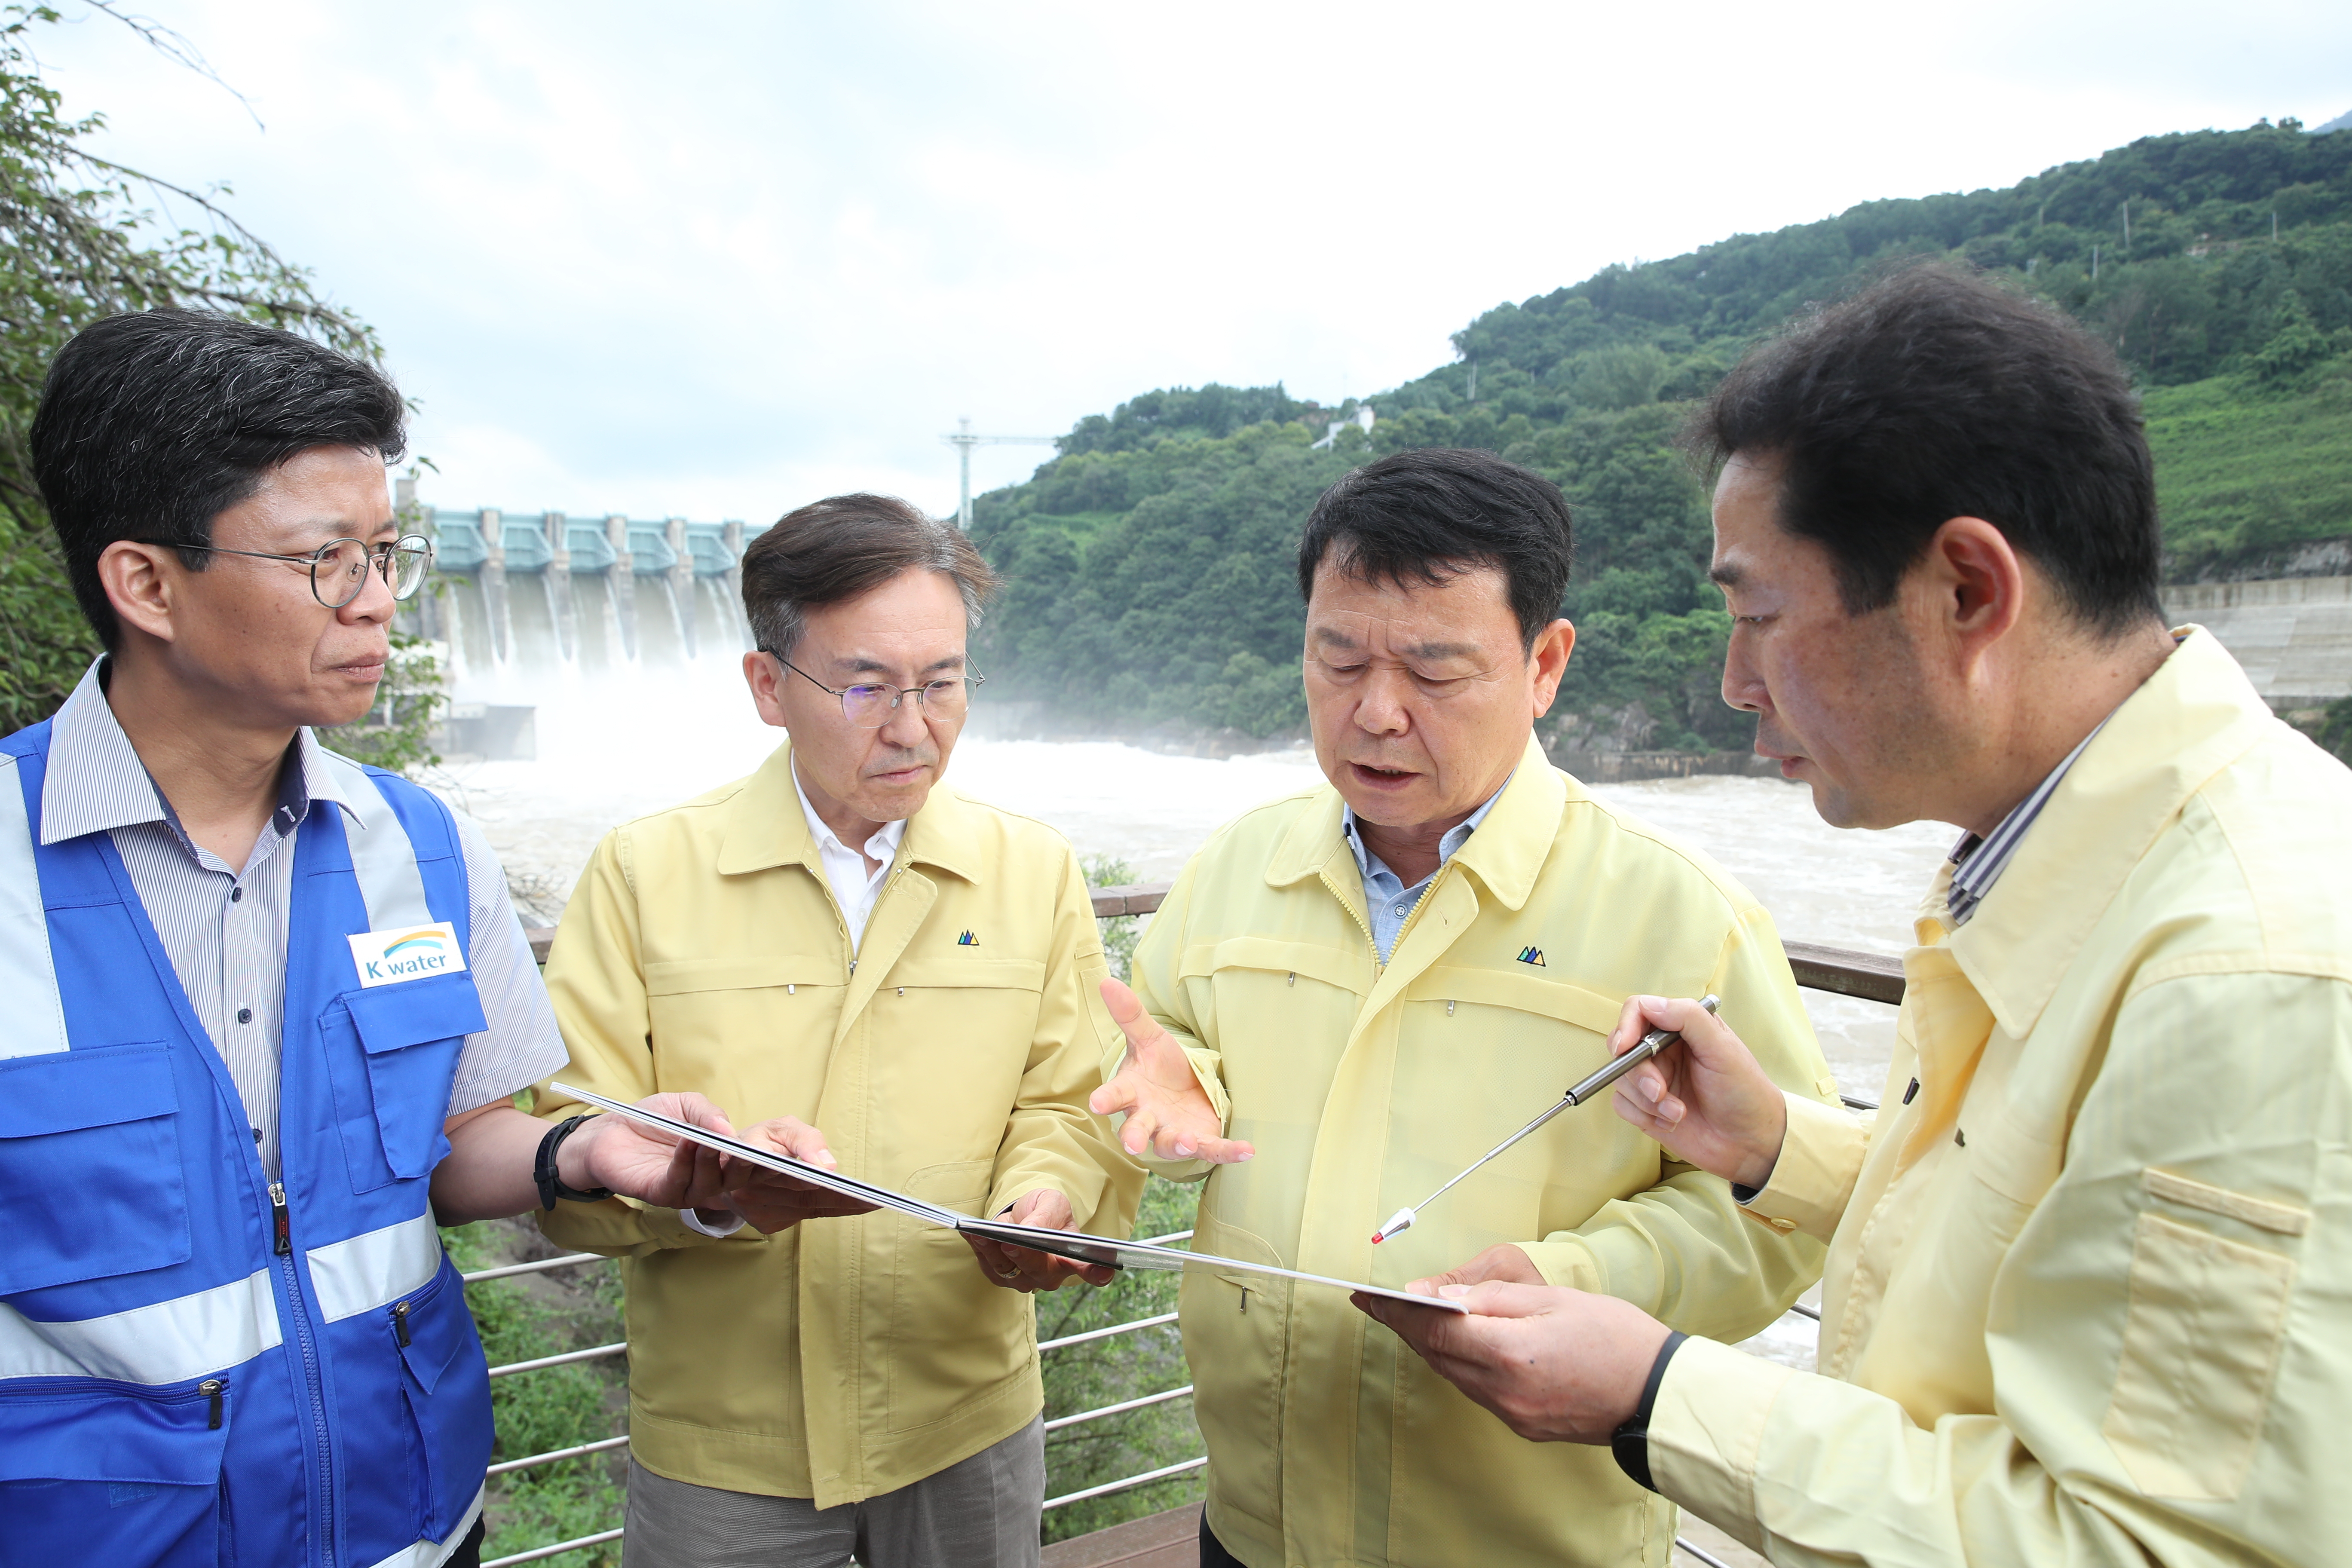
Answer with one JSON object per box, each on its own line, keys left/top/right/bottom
{"left": 29, "top": 0, "right": 2352, "bottom": 519}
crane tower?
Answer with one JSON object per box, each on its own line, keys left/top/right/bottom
{"left": 942, "top": 416, "right": 1059, "bottom": 529}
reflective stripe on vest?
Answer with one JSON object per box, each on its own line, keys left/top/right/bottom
{"left": 360, "top": 1485, "right": 486, "bottom": 1568}
{"left": 0, "top": 754, "right": 67, "bottom": 1060}
{"left": 317, "top": 749, "right": 435, "bottom": 931}
{"left": 0, "top": 1267, "right": 282, "bottom": 1383}
{"left": 0, "top": 747, "right": 449, "bottom": 1359}
{"left": 306, "top": 1212, "right": 444, "bottom": 1324}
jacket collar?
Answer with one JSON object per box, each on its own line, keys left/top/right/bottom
{"left": 1266, "top": 735, "right": 1563, "bottom": 912}
{"left": 1947, "top": 627, "right": 2273, "bottom": 1037}
{"left": 714, "top": 738, "right": 985, "bottom": 885}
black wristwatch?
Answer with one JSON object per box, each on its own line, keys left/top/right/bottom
{"left": 535, "top": 1115, "right": 616, "bottom": 1211}
{"left": 1611, "top": 1330, "right": 1688, "bottom": 1493}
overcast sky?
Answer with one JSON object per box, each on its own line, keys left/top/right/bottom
{"left": 31, "top": 2, "right": 2352, "bottom": 521}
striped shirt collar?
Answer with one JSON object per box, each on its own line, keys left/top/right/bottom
{"left": 1944, "top": 717, "right": 2110, "bottom": 927}
{"left": 41, "top": 658, "right": 364, "bottom": 849}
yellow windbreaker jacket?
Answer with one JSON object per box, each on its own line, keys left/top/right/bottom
{"left": 1649, "top": 629, "right": 2352, "bottom": 1565}
{"left": 533, "top": 741, "right": 1143, "bottom": 1508}
{"left": 1129, "top": 738, "right": 1840, "bottom": 1568}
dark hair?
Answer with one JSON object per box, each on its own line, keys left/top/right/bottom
{"left": 741, "top": 492, "right": 1000, "bottom": 658}
{"left": 1295, "top": 448, "right": 1573, "bottom": 649}
{"left": 1687, "top": 263, "right": 2162, "bottom": 634}
{"left": 30, "top": 309, "right": 407, "bottom": 650}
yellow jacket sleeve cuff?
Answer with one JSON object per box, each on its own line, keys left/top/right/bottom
{"left": 1740, "top": 1091, "right": 1868, "bottom": 1243}
{"left": 539, "top": 1194, "right": 765, "bottom": 1256}
{"left": 1184, "top": 1044, "right": 1233, "bottom": 1124}
{"left": 1645, "top": 1334, "right": 1794, "bottom": 1555}
{"left": 1518, "top": 1238, "right": 1604, "bottom": 1292}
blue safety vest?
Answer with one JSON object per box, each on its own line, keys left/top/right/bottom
{"left": 0, "top": 718, "right": 496, "bottom": 1568}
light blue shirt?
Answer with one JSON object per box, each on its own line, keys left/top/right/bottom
{"left": 1341, "top": 781, "right": 1508, "bottom": 962}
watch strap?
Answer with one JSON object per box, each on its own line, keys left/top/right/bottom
{"left": 535, "top": 1115, "right": 616, "bottom": 1210}
{"left": 1611, "top": 1329, "right": 1688, "bottom": 1493}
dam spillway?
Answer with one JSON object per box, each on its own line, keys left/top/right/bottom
{"left": 400, "top": 502, "right": 766, "bottom": 688}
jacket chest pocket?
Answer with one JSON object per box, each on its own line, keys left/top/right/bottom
{"left": 0, "top": 1044, "right": 190, "bottom": 1296}
{"left": 867, "top": 958, "right": 1047, "bottom": 1118}
{"left": 319, "top": 975, "right": 488, "bottom": 1193}
{"left": 1180, "top": 938, "right": 1367, "bottom": 1109}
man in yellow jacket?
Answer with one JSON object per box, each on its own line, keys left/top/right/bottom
{"left": 1365, "top": 264, "right": 2352, "bottom": 1565}
{"left": 534, "top": 493, "right": 1142, "bottom": 1568}
{"left": 1092, "top": 447, "right": 1841, "bottom": 1567}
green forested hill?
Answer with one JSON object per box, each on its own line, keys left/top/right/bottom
{"left": 972, "top": 119, "right": 2352, "bottom": 748}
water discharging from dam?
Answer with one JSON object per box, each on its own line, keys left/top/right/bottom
{"left": 424, "top": 566, "right": 1952, "bottom": 1109}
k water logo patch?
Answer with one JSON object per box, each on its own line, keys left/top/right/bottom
{"left": 348, "top": 921, "right": 469, "bottom": 988}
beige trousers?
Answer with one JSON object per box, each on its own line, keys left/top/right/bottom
{"left": 619, "top": 1417, "right": 1045, "bottom": 1568}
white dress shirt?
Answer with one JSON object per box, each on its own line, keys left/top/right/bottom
{"left": 792, "top": 765, "right": 906, "bottom": 954}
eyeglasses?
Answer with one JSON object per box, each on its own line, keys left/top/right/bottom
{"left": 135, "top": 534, "right": 433, "bottom": 609}
{"left": 766, "top": 651, "right": 985, "bottom": 727}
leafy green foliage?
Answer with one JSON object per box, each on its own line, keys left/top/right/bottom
{"left": 441, "top": 1223, "right": 628, "bottom": 1567}
{"left": 0, "top": 4, "right": 377, "bottom": 735}
{"left": 2313, "top": 696, "right": 2352, "bottom": 766}
{"left": 2140, "top": 362, "right": 2352, "bottom": 577}
{"left": 1083, "top": 854, "right": 1142, "bottom": 980}
{"left": 974, "top": 120, "right": 2352, "bottom": 747}
{"left": 1038, "top": 1176, "right": 1204, "bottom": 1543}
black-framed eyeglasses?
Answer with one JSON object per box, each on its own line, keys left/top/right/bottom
{"left": 135, "top": 533, "right": 433, "bottom": 609}
{"left": 762, "top": 649, "right": 985, "bottom": 728}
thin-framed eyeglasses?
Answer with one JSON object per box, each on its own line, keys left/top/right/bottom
{"left": 764, "top": 649, "right": 985, "bottom": 727}
{"left": 134, "top": 534, "right": 434, "bottom": 609}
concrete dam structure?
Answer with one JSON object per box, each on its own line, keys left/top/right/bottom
{"left": 2163, "top": 576, "right": 2352, "bottom": 710}
{"left": 401, "top": 493, "right": 769, "bottom": 685}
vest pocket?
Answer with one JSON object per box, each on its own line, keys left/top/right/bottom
{"left": 0, "top": 1372, "right": 232, "bottom": 1568}
{"left": 2101, "top": 1210, "right": 2295, "bottom": 1501}
{"left": 319, "top": 975, "right": 489, "bottom": 1191}
{"left": 0, "top": 1043, "right": 190, "bottom": 1295}
{"left": 392, "top": 1264, "right": 493, "bottom": 1542}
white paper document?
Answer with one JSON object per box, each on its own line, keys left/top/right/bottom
{"left": 554, "top": 1083, "right": 1467, "bottom": 1314}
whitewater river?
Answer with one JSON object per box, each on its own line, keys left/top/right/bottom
{"left": 431, "top": 672, "right": 1952, "bottom": 1105}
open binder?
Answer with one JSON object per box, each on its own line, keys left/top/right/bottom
{"left": 553, "top": 1083, "right": 1466, "bottom": 1314}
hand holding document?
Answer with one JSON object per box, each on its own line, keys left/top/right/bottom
{"left": 720, "top": 1117, "right": 881, "bottom": 1234}
{"left": 554, "top": 1083, "right": 1465, "bottom": 1314}
{"left": 963, "top": 1188, "right": 1118, "bottom": 1294}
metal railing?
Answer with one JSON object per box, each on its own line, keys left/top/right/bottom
{"left": 495, "top": 887, "right": 1904, "bottom": 1565}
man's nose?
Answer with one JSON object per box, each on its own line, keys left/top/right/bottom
{"left": 1354, "top": 666, "right": 1414, "bottom": 735}
{"left": 341, "top": 551, "right": 399, "bottom": 624}
{"left": 1721, "top": 637, "right": 1766, "bottom": 715}
{"left": 879, "top": 690, "right": 931, "bottom": 745}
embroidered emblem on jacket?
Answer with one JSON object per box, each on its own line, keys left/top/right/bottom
{"left": 1515, "top": 946, "right": 1545, "bottom": 967}
{"left": 957, "top": 930, "right": 980, "bottom": 946}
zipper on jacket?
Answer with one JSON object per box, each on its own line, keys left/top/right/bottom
{"left": 199, "top": 1378, "right": 225, "bottom": 1430}
{"left": 392, "top": 1300, "right": 412, "bottom": 1348}
{"left": 266, "top": 1182, "right": 336, "bottom": 1560}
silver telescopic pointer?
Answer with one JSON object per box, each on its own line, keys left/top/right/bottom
{"left": 1371, "top": 994, "right": 1720, "bottom": 1244}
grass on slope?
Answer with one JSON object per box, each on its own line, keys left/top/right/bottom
{"left": 2148, "top": 363, "right": 2352, "bottom": 577}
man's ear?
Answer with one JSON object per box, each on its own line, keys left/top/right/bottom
{"left": 97, "top": 540, "right": 183, "bottom": 646}
{"left": 743, "top": 649, "right": 790, "bottom": 729}
{"left": 1917, "top": 517, "right": 2026, "bottom": 663}
{"left": 1528, "top": 618, "right": 1575, "bottom": 717}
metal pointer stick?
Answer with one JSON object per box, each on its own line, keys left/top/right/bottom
{"left": 1371, "top": 994, "right": 1719, "bottom": 1244}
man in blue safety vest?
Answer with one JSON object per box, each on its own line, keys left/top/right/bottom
{"left": 0, "top": 310, "right": 735, "bottom": 1568}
